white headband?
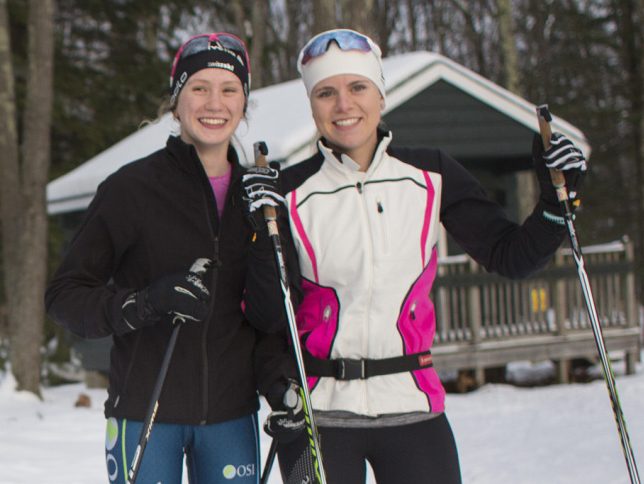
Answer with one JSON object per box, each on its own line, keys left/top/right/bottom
{"left": 298, "top": 39, "right": 386, "bottom": 101}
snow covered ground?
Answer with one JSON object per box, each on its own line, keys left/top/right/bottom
{"left": 1, "top": 354, "right": 642, "bottom": 484}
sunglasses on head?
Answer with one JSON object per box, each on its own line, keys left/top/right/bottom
{"left": 300, "top": 29, "right": 378, "bottom": 66}
{"left": 170, "top": 33, "right": 250, "bottom": 85}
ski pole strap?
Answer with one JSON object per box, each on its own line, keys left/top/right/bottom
{"left": 304, "top": 350, "right": 433, "bottom": 381}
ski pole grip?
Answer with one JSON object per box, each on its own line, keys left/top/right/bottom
{"left": 252, "top": 141, "right": 280, "bottom": 238}
{"left": 536, "top": 105, "right": 568, "bottom": 201}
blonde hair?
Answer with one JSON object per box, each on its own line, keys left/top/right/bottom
{"left": 138, "top": 96, "right": 174, "bottom": 129}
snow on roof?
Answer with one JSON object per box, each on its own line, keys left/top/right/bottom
{"left": 47, "top": 51, "right": 590, "bottom": 215}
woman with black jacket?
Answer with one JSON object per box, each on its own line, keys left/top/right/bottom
{"left": 46, "top": 33, "right": 297, "bottom": 483}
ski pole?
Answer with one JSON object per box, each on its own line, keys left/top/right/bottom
{"left": 260, "top": 439, "right": 278, "bottom": 484}
{"left": 127, "top": 258, "right": 212, "bottom": 484}
{"left": 127, "top": 320, "right": 181, "bottom": 484}
{"left": 537, "top": 105, "right": 641, "bottom": 484}
{"left": 254, "top": 141, "right": 327, "bottom": 484}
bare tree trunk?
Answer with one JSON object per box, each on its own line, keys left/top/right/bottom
{"left": 447, "top": 0, "right": 488, "bottom": 76}
{"left": 630, "top": 0, "right": 644, "bottom": 297}
{"left": 249, "top": 0, "right": 268, "bottom": 87}
{"left": 622, "top": 0, "right": 644, "bottom": 299}
{"left": 140, "top": 9, "right": 159, "bottom": 52}
{"left": 496, "top": 0, "right": 533, "bottom": 221}
{"left": 405, "top": 0, "right": 418, "bottom": 50}
{"left": 427, "top": 1, "right": 449, "bottom": 54}
{"left": 345, "top": 0, "right": 376, "bottom": 38}
{"left": 0, "top": 0, "right": 55, "bottom": 396}
{"left": 608, "top": 0, "right": 644, "bottom": 297}
{"left": 374, "top": 0, "right": 396, "bottom": 55}
{"left": 285, "top": 0, "right": 305, "bottom": 79}
{"left": 0, "top": 0, "right": 22, "bottom": 376}
{"left": 496, "top": 0, "right": 520, "bottom": 94}
{"left": 231, "top": 0, "right": 246, "bottom": 38}
{"left": 0, "top": 2, "right": 19, "bottom": 233}
{"left": 313, "top": 0, "right": 336, "bottom": 34}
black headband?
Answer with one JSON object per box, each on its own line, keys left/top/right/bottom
{"left": 170, "top": 48, "right": 250, "bottom": 105}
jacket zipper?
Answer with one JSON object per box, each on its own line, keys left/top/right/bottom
{"left": 197, "top": 161, "right": 224, "bottom": 425}
{"left": 376, "top": 197, "right": 389, "bottom": 253}
{"left": 356, "top": 180, "right": 372, "bottom": 415}
{"left": 201, "top": 234, "right": 220, "bottom": 424}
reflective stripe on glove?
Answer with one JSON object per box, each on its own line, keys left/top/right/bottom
{"left": 543, "top": 133, "right": 587, "bottom": 172}
{"left": 241, "top": 164, "right": 286, "bottom": 232}
{"left": 122, "top": 258, "right": 212, "bottom": 331}
{"left": 533, "top": 133, "right": 587, "bottom": 224}
{"left": 242, "top": 165, "right": 286, "bottom": 213}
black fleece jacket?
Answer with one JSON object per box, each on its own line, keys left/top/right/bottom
{"left": 46, "top": 136, "right": 297, "bottom": 424}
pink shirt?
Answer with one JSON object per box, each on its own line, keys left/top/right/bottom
{"left": 208, "top": 168, "right": 232, "bottom": 219}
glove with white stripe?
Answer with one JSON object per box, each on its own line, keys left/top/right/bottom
{"left": 121, "top": 258, "right": 212, "bottom": 331}
{"left": 263, "top": 379, "right": 306, "bottom": 443}
{"left": 241, "top": 164, "right": 286, "bottom": 230}
{"left": 533, "top": 132, "right": 587, "bottom": 225}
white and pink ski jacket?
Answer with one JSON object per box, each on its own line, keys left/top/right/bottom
{"left": 280, "top": 132, "right": 565, "bottom": 417}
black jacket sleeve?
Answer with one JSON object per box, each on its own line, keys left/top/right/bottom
{"left": 253, "top": 328, "right": 299, "bottom": 408}
{"left": 244, "top": 198, "right": 302, "bottom": 404}
{"left": 438, "top": 150, "right": 566, "bottom": 279}
{"left": 243, "top": 170, "right": 303, "bottom": 404}
{"left": 45, "top": 175, "right": 138, "bottom": 338}
{"left": 243, "top": 199, "right": 302, "bottom": 333}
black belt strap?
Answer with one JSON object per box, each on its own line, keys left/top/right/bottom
{"left": 304, "top": 350, "right": 433, "bottom": 381}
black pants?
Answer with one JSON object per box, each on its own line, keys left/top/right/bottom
{"left": 277, "top": 414, "right": 462, "bottom": 484}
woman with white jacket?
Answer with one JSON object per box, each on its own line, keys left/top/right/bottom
{"left": 273, "top": 29, "right": 587, "bottom": 484}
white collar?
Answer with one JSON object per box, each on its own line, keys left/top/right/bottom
{"left": 316, "top": 131, "right": 393, "bottom": 175}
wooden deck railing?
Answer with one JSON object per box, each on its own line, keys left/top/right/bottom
{"left": 431, "top": 238, "right": 642, "bottom": 383}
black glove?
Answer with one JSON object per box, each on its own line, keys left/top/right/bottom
{"left": 241, "top": 164, "right": 285, "bottom": 230}
{"left": 533, "top": 132, "right": 587, "bottom": 224}
{"left": 263, "top": 379, "right": 306, "bottom": 443}
{"left": 122, "top": 258, "right": 212, "bottom": 330}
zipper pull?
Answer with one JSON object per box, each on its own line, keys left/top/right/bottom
{"left": 323, "top": 305, "right": 332, "bottom": 322}
{"left": 377, "top": 201, "right": 384, "bottom": 213}
{"left": 356, "top": 182, "right": 363, "bottom": 193}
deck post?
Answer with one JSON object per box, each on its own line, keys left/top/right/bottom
{"left": 553, "top": 250, "right": 570, "bottom": 383}
{"left": 467, "top": 258, "right": 485, "bottom": 385}
{"left": 623, "top": 237, "right": 640, "bottom": 374}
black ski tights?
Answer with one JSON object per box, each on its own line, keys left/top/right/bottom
{"left": 318, "top": 414, "right": 462, "bottom": 484}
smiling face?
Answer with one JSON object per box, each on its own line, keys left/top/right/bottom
{"left": 310, "top": 73, "right": 384, "bottom": 170}
{"left": 174, "top": 67, "right": 245, "bottom": 160}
